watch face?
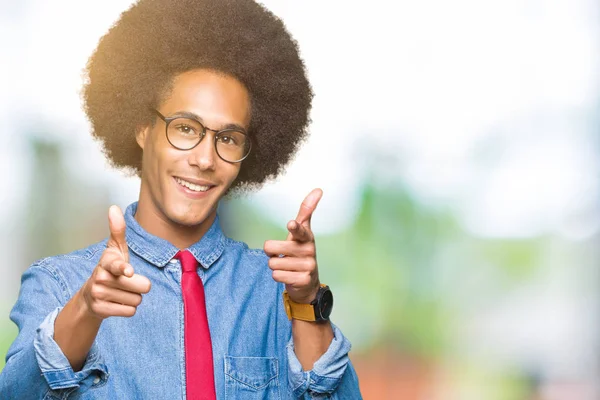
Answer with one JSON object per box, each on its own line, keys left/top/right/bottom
{"left": 318, "top": 288, "right": 334, "bottom": 320}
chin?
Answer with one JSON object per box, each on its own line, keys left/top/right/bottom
{"left": 166, "top": 203, "right": 215, "bottom": 228}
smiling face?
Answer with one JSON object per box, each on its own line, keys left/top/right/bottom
{"left": 134, "top": 69, "right": 251, "bottom": 247}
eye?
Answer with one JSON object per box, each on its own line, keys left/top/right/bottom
{"left": 217, "top": 135, "right": 237, "bottom": 145}
{"left": 175, "top": 124, "right": 197, "bottom": 136}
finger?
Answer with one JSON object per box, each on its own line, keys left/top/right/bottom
{"left": 286, "top": 220, "right": 313, "bottom": 243}
{"left": 109, "top": 260, "right": 134, "bottom": 278}
{"left": 91, "top": 301, "right": 138, "bottom": 318}
{"left": 271, "top": 269, "right": 312, "bottom": 287}
{"left": 96, "top": 266, "right": 150, "bottom": 294}
{"left": 107, "top": 205, "right": 129, "bottom": 262}
{"left": 90, "top": 285, "right": 143, "bottom": 308}
{"left": 111, "top": 274, "right": 152, "bottom": 295}
{"left": 264, "top": 240, "right": 315, "bottom": 258}
{"left": 294, "top": 188, "right": 323, "bottom": 228}
{"left": 268, "top": 256, "right": 316, "bottom": 272}
{"left": 99, "top": 250, "right": 133, "bottom": 277}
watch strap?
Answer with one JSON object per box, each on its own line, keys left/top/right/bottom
{"left": 283, "top": 290, "right": 316, "bottom": 321}
{"left": 283, "top": 284, "right": 331, "bottom": 322}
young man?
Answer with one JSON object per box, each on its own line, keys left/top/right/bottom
{"left": 0, "top": 0, "right": 361, "bottom": 399}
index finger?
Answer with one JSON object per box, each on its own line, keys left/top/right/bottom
{"left": 285, "top": 220, "right": 313, "bottom": 243}
{"left": 100, "top": 249, "right": 133, "bottom": 277}
{"left": 107, "top": 205, "right": 129, "bottom": 262}
{"left": 294, "top": 188, "right": 323, "bottom": 227}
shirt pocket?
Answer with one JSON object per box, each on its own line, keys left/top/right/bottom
{"left": 224, "top": 356, "right": 280, "bottom": 400}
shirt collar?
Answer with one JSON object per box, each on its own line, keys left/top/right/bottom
{"left": 124, "top": 202, "right": 225, "bottom": 269}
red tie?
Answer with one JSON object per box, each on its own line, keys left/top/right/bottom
{"left": 175, "top": 250, "right": 216, "bottom": 400}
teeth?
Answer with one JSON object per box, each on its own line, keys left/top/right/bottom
{"left": 175, "top": 177, "right": 211, "bottom": 192}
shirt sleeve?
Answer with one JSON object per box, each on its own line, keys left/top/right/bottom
{"left": 0, "top": 262, "right": 108, "bottom": 399}
{"left": 286, "top": 323, "right": 363, "bottom": 399}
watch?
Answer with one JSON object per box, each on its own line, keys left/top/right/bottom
{"left": 283, "top": 284, "right": 333, "bottom": 322}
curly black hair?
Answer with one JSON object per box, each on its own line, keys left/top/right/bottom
{"left": 83, "top": 0, "right": 313, "bottom": 194}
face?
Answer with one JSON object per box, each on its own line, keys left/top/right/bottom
{"left": 136, "top": 69, "right": 251, "bottom": 231}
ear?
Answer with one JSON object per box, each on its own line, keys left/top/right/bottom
{"left": 136, "top": 125, "right": 150, "bottom": 150}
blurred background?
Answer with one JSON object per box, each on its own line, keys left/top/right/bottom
{"left": 1, "top": 0, "right": 599, "bottom": 399}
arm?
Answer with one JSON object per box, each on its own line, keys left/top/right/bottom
{"left": 0, "top": 263, "right": 107, "bottom": 399}
{"left": 291, "top": 319, "right": 333, "bottom": 370}
{"left": 54, "top": 290, "right": 103, "bottom": 372}
{"left": 265, "top": 189, "right": 362, "bottom": 398}
{"left": 0, "top": 206, "right": 150, "bottom": 399}
{"left": 55, "top": 205, "right": 150, "bottom": 372}
{"left": 287, "top": 321, "right": 362, "bottom": 399}
{"left": 274, "top": 289, "right": 361, "bottom": 400}
{"left": 265, "top": 189, "right": 332, "bottom": 370}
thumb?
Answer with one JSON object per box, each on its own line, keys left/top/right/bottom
{"left": 107, "top": 205, "right": 129, "bottom": 262}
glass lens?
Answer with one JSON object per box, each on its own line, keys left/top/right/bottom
{"left": 216, "top": 130, "right": 250, "bottom": 162}
{"left": 166, "top": 117, "right": 203, "bottom": 150}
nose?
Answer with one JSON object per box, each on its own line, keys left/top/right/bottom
{"left": 188, "top": 134, "right": 216, "bottom": 171}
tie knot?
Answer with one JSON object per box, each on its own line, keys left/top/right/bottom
{"left": 174, "top": 250, "right": 198, "bottom": 273}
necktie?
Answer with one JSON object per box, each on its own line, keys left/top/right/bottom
{"left": 175, "top": 250, "right": 216, "bottom": 400}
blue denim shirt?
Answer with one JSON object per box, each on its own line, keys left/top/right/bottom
{"left": 0, "top": 202, "right": 361, "bottom": 399}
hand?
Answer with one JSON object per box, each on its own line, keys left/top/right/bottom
{"left": 264, "top": 188, "right": 323, "bottom": 304}
{"left": 80, "top": 205, "right": 152, "bottom": 319}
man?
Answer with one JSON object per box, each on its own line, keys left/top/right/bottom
{"left": 0, "top": 0, "right": 361, "bottom": 398}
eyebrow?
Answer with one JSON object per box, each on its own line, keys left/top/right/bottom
{"left": 171, "top": 110, "right": 247, "bottom": 132}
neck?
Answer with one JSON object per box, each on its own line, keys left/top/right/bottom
{"left": 134, "top": 198, "right": 216, "bottom": 250}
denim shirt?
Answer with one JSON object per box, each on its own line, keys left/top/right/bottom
{"left": 0, "top": 202, "right": 361, "bottom": 399}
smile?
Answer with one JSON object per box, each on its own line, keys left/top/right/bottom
{"left": 174, "top": 177, "right": 213, "bottom": 192}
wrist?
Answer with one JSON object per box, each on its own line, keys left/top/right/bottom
{"left": 283, "top": 284, "right": 333, "bottom": 322}
{"left": 286, "top": 281, "right": 321, "bottom": 304}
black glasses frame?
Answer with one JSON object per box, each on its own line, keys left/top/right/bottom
{"left": 153, "top": 109, "right": 252, "bottom": 163}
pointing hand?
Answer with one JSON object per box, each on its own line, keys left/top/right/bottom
{"left": 81, "top": 205, "right": 152, "bottom": 319}
{"left": 264, "top": 189, "right": 323, "bottom": 303}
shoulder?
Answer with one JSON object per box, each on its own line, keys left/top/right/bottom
{"left": 223, "top": 236, "right": 268, "bottom": 261}
{"left": 24, "top": 239, "right": 108, "bottom": 293}
{"left": 34, "top": 239, "right": 107, "bottom": 268}
{"left": 220, "top": 236, "right": 283, "bottom": 295}
{"left": 221, "top": 236, "right": 275, "bottom": 280}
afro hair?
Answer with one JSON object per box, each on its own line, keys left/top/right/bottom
{"left": 83, "top": 0, "right": 313, "bottom": 193}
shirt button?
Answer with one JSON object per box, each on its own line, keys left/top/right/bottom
{"left": 169, "top": 259, "right": 178, "bottom": 264}
{"left": 93, "top": 376, "right": 101, "bottom": 385}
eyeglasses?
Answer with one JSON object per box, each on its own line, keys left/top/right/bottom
{"left": 153, "top": 109, "right": 252, "bottom": 163}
